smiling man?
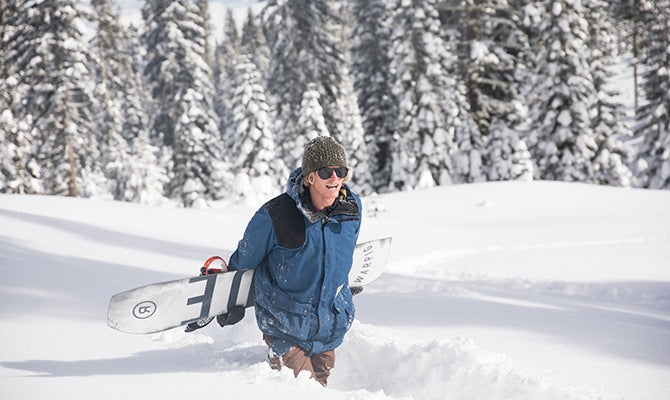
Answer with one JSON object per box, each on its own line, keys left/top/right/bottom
{"left": 222, "top": 136, "right": 362, "bottom": 386}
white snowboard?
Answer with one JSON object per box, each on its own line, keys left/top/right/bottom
{"left": 108, "top": 237, "right": 392, "bottom": 334}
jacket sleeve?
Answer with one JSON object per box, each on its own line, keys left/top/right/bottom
{"left": 227, "top": 208, "right": 276, "bottom": 271}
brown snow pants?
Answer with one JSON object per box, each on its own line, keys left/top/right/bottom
{"left": 264, "top": 335, "right": 335, "bottom": 386}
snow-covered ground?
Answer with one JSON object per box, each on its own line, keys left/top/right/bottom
{"left": 1, "top": 181, "right": 669, "bottom": 399}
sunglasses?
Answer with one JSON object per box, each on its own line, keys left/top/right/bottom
{"left": 316, "top": 166, "right": 349, "bottom": 179}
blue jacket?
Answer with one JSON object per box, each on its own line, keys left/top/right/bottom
{"left": 228, "top": 168, "right": 362, "bottom": 355}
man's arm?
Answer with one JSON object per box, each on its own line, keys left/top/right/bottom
{"left": 227, "top": 208, "right": 276, "bottom": 271}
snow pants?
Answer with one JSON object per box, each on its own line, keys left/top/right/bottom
{"left": 264, "top": 335, "right": 335, "bottom": 386}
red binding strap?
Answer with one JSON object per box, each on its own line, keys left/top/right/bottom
{"left": 201, "top": 256, "right": 228, "bottom": 275}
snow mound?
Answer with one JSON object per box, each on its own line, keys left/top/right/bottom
{"left": 332, "top": 323, "right": 600, "bottom": 400}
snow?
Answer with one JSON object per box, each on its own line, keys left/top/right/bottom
{"left": 1, "top": 181, "right": 669, "bottom": 399}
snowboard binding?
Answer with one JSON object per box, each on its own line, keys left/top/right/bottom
{"left": 200, "top": 255, "right": 228, "bottom": 275}
{"left": 184, "top": 256, "right": 228, "bottom": 333}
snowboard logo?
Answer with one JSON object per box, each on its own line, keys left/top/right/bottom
{"left": 351, "top": 243, "right": 375, "bottom": 284}
{"left": 133, "top": 301, "right": 157, "bottom": 319}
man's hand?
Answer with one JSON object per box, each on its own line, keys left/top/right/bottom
{"left": 351, "top": 286, "right": 363, "bottom": 296}
{"left": 217, "top": 305, "right": 246, "bottom": 327}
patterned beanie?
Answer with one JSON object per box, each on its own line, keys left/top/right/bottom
{"left": 301, "top": 136, "right": 347, "bottom": 176}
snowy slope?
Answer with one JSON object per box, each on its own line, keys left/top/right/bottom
{"left": 1, "top": 181, "right": 669, "bottom": 400}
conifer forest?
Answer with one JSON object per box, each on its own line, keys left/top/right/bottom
{"left": 1, "top": 0, "right": 669, "bottom": 207}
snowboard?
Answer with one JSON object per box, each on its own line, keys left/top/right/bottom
{"left": 107, "top": 237, "right": 392, "bottom": 334}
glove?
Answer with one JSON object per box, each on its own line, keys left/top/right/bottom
{"left": 216, "top": 305, "right": 246, "bottom": 327}
{"left": 351, "top": 286, "right": 363, "bottom": 296}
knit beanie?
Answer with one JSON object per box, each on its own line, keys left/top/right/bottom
{"left": 301, "top": 136, "right": 348, "bottom": 176}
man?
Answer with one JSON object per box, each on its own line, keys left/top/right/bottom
{"left": 227, "top": 136, "right": 361, "bottom": 386}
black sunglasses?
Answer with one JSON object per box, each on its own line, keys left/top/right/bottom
{"left": 317, "top": 166, "right": 349, "bottom": 179}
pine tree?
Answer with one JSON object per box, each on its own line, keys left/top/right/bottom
{"left": 123, "top": 130, "right": 169, "bottom": 205}
{"left": 0, "top": 2, "right": 27, "bottom": 192}
{"left": 214, "top": 8, "right": 241, "bottom": 152}
{"left": 227, "top": 56, "right": 285, "bottom": 204}
{"left": 143, "top": 0, "right": 228, "bottom": 207}
{"left": 0, "top": 2, "right": 42, "bottom": 194}
{"left": 634, "top": 0, "right": 670, "bottom": 189}
{"left": 91, "top": 0, "right": 167, "bottom": 204}
{"left": 293, "top": 84, "right": 330, "bottom": 165}
{"left": 0, "top": 111, "right": 11, "bottom": 192}
{"left": 452, "top": 122, "right": 486, "bottom": 184}
{"left": 219, "top": 8, "right": 240, "bottom": 82}
{"left": 335, "top": 66, "right": 374, "bottom": 194}
{"left": 4, "top": 0, "right": 108, "bottom": 198}
{"left": 488, "top": 118, "right": 534, "bottom": 181}
{"left": 240, "top": 8, "right": 270, "bottom": 79}
{"left": 197, "top": 0, "right": 213, "bottom": 68}
{"left": 526, "top": 0, "right": 599, "bottom": 182}
{"left": 610, "top": 0, "right": 644, "bottom": 110}
{"left": 350, "top": 0, "right": 396, "bottom": 191}
{"left": 263, "top": 0, "right": 370, "bottom": 187}
{"left": 388, "top": 0, "right": 475, "bottom": 189}
{"left": 0, "top": 108, "right": 43, "bottom": 193}
{"left": 439, "top": 1, "right": 528, "bottom": 184}
{"left": 584, "top": 0, "right": 633, "bottom": 187}
{"left": 455, "top": 1, "right": 533, "bottom": 134}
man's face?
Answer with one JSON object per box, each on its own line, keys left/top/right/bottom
{"left": 309, "top": 166, "right": 346, "bottom": 209}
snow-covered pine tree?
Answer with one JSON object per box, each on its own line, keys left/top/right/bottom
{"left": 525, "top": 0, "right": 600, "bottom": 182}
{"left": 91, "top": 0, "right": 167, "bottom": 205}
{"left": 445, "top": 1, "right": 533, "bottom": 140}
{"left": 610, "top": 0, "right": 645, "bottom": 110}
{"left": 4, "top": 0, "right": 108, "bottom": 198}
{"left": 221, "top": 8, "right": 241, "bottom": 78}
{"left": 263, "top": 0, "right": 333, "bottom": 156}
{"left": 0, "top": 2, "right": 42, "bottom": 194}
{"left": 0, "top": 107, "right": 43, "bottom": 193}
{"left": 214, "top": 8, "right": 241, "bottom": 152}
{"left": 350, "top": 0, "right": 396, "bottom": 192}
{"left": 0, "top": 110, "right": 12, "bottom": 192}
{"left": 227, "top": 55, "right": 285, "bottom": 204}
{"left": 488, "top": 118, "right": 533, "bottom": 181}
{"left": 325, "top": 3, "right": 374, "bottom": 195}
{"left": 240, "top": 8, "right": 270, "bottom": 80}
{"left": 583, "top": 0, "right": 633, "bottom": 187}
{"left": 0, "top": 0, "right": 12, "bottom": 83}
{"left": 197, "top": 0, "right": 213, "bottom": 69}
{"left": 634, "top": 0, "right": 670, "bottom": 189}
{"left": 121, "top": 130, "right": 168, "bottom": 205}
{"left": 1, "top": 2, "right": 30, "bottom": 193}
{"left": 292, "top": 84, "right": 330, "bottom": 167}
{"left": 143, "top": 0, "right": 228, "bottom": 207}
{"left": 336, "top": 76, "right": 374, "bottom": 194}
{"left": 452, "top": 123, "right": 486, "bottom": 184}
{"left": 92, "top": 0, "right": 136, "bottom": 196}
{"left": 388, "top": 0, "right": 475, "bottom": 189}
{"left": 263, "top": 0, "right": 370, "bottom": 185}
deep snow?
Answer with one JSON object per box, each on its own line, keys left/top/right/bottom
{"left": 1, "top": 181, "right": 669, "bottom": 399}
